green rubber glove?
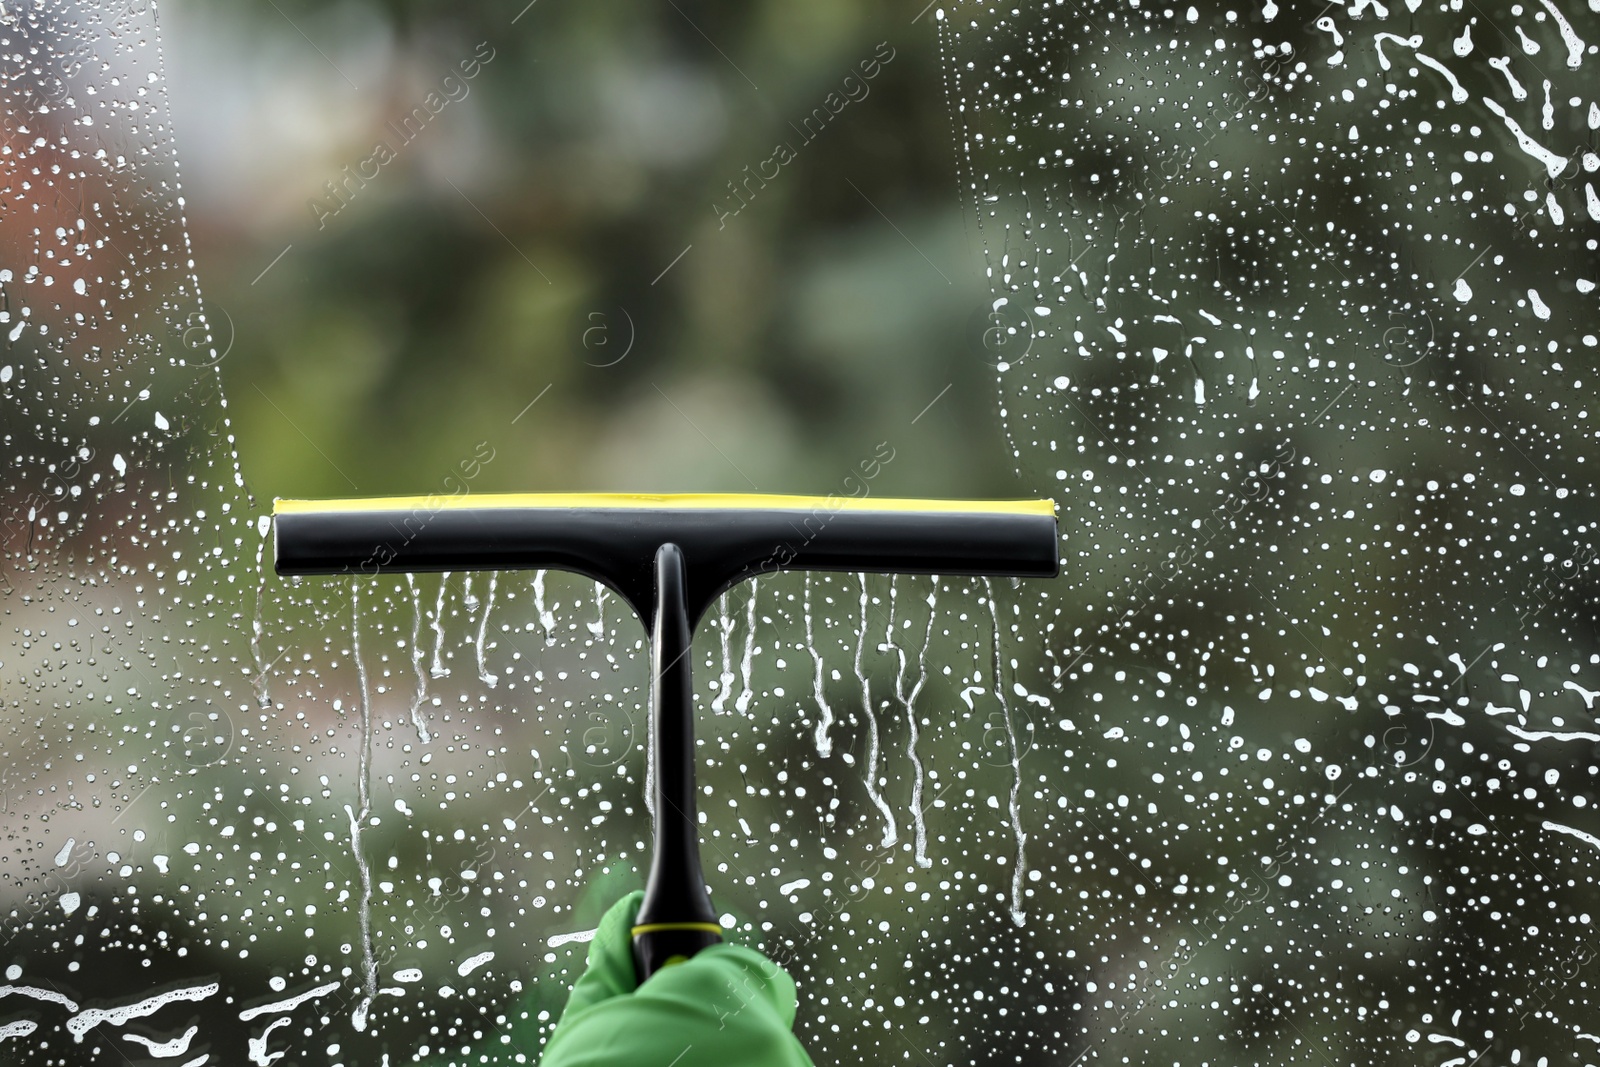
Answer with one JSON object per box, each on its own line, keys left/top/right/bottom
{"left": 540, "top": 891, "right": 814, "bottom": 1067}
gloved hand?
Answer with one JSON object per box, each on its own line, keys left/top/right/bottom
{"left": 540, "top": 891, "right": 814, "bottom": 1067}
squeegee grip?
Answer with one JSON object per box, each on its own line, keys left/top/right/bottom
{"left": 632, "top": 543, "right": 722, "bottom": 981}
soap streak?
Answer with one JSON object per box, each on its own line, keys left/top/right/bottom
{"left": 889, "top": 576, "right": 939, "bottom": 869}
{"left": 1542, "top": 818, "right": 1600, "bottom": 852}
{"left": 1536, "top": 0, "right": 1585, "bottom": 68}
{"left": 0, "top": 984, "right": 80, "bottom": 1012}
{"left": 406, "top": 573, "right": 431, "bottom": 743}
{"left": 476, "top": 572, "right": 498, "bottom": 688}
{"left": 0, "top": 1021, "right": 37, "bottom": 1041}
{"left": 857, "top": 573, "right": 897, "bottom": 848}
{"left": 736, "top": 579, "right": 758, "bottom": 714}
{"left": 534, "top": 570, "right": 557, "bottom": 642}
{"left": 984, "top": 578, "right": 1028, "bottom": 926}
{"left": 430, "top": 572, "right": 452, "bottom": 678}
{"left": 457, "top": 950, "right": 495, "bottom": 977}
{"left": 806, "top": 573, "right": 835, "bottom": 756}
{"left": 67, "top": 982, "right": 218, "bottom": 1042}
{"left": 547, "top": 928, "right": 597, "bottom": 948}
{"left": 712, "top": 592, "right": 735, "bottom": 714}
{"left": 250, "top": 520, "right": 271, "bottom": 707}
{"left": 123, "top": 1024, "right": 198, "bottom": 1057}
{"left": 349, "top": 582, "right": 379, "bottom": 1028}
{"left": 248, "top": 1018, "right": 291, "bottom": 1066}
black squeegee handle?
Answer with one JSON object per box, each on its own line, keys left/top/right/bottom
{"left": 271, "top": 502, "right": 1060, "bottom": 629}
{"left": 632, "top": 543, "right": 723, "bottom": 981}
{"left": 271, "top": 497, "right": 1061, "bottom": 982}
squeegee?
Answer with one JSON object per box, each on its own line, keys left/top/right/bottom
{"left": 274, "top": 492, "right": 1058, "bottom": 979}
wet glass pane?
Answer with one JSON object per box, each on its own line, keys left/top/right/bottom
{"left": 1, "top": 1, "right": 1597, "bottom": 1065}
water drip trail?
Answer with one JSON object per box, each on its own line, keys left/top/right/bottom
{"left": 429, "top": 572, "right": 452, "bottom": 678}
{"left": 405, "top": 574, "right": 431, "bottom": 743}
{"left": 588, "top": 581, "right": 606, "bottom": 637}
{"left": 712, "top": 593, "right": 735, "bottom": 714}
{"left": 805, "top": 573, "right": 835, "bottom": 757}
{"left": 735, "top": 579, "right": 758, "bottom": 714}
{"left": 534, "top": 570, "right": 557, "bottom": 643}
{"left": 984, "top": 577, "right": 1027, "bottom": 927}
{"left": 347, "top": 581, "right": 379, "bottom": 1027}
{"left": 644, "top": 722, "right": 655, "bottom": 821}
{"left": 857, "top": 573, "right": 897, "bottom": 848}
{"left": 889, "top": 576, "right": 939, "bottom": 869}
{"left": 476, "top": 572, "right": 498, "bottom": 688}
{"left": 250, "top": 515, "right": 271, "bottom": 708}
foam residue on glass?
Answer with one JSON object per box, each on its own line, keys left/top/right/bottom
{"left": 429, "top": 571, "right": 452, "bottom": 678}
{"left": 925, "top": 1, "right": 1600, "bottom": 1060}
{"left": 735, "top": 579, "right": 757, "bottom": 715}
{"left": 888, "top": 576, "right": 937, "bottom": 870}
{"left": 854, "top": 574, "right": 898, "bottom": 849}
{"left": 804, "top": 572, "right": 835, "bottom": 757}
{"left": 347, "top": 582, "right": 378, "bottom": 1030}
{"left": 587, "top": 581, "right": 606, "bottom": 638}
{"left": 711, "top": 592, "right": 736, "bottom": 715}
{"left": 405, "top": 573, "right": 432, "bottom": 743}
{"left": 475, "top": 572, "right": 498, "bottom": 689}
{"left": 983, "top": 577, "right": 1027, "bottom": 927}
{"left": 533, "top": 569, "right": 557, "bottom": 642}
{"left": 6, "top": 1, "right": 1597, "bottom": 1063}
{"left": 250, "top": 515, "right": 273, "bottom": 709}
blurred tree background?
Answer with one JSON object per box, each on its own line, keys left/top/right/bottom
{"left": 169, "top": 0, "right": 1006, "bottom": 504}
{"left": 2, "top": 0, "right": 1599, "bottom": 1064}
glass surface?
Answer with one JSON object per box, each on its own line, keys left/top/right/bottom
{"left": 1, "top": 1, "right": 1597, "bottom": 1064}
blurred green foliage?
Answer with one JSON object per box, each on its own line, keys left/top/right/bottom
{"left": 3, "top": 1, "right": 1598, "bottom": 1064}
{"left": 177, "top": 0, "right": 1007, "bottom": 505}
